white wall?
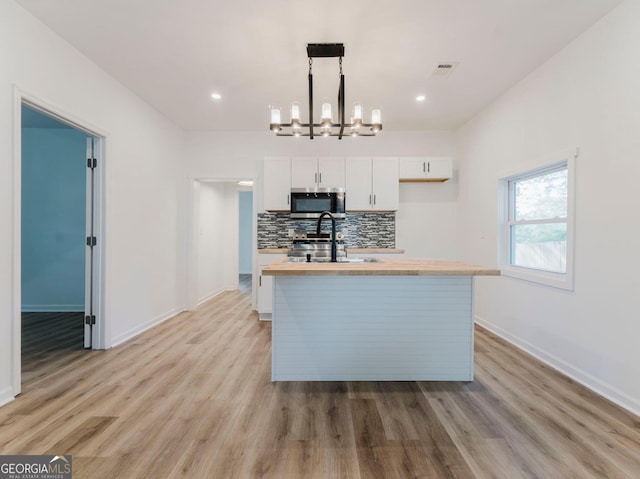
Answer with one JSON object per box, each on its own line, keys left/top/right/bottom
{"left": 1, "top": 0, "right": 185, "bottom": 404}
{"left": 197, "top": 182, "right": 225, "bottom": 302}
{"left": 194, "top": 181, "right": 239, "bottom": 305}
{"left": 456, "top": 0, "right": 640, "bottom": 414}
{"left": 184, "top": 130, "right": 459, "bottom": 259}
{"left": 397, "top": 180, "right": 459, "bottom": 259}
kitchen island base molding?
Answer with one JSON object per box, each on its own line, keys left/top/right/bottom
{"left": 272, "top": 275, "right": 474, "bottom": 381}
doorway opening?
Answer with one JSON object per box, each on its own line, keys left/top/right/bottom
{"left": 186, "top": 179, "right": 256, "bottom": 310}
{"left": 13, "top": 94, "right": 106, "bottom": 396}
{"left": 238, "top": 186, "right": 253, "bottom": 294}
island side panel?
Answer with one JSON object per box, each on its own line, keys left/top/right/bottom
{"left": 271, "top": 275, "right": 474, "bottom": 381}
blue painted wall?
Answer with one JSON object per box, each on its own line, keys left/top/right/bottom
{"left": 21, "top": 109, "right": 89, "bottom": 311}
{"left": 238, "top": 191, "right": 253, "bottom": 274}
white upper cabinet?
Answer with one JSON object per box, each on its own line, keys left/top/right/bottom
{"left": 372, "top": 158, "right": 399, "bottom": 210}
{"left": 263, "top": 157, "right": 291, "bottom": 211}
{"left": 318, "top": 157, "right": 346, "bottom": 188}
{"left": 291, "top": 157, "right": 345, "bottom": 189}
{"left": 345, "top": 157, "right": 372, "bottom": 210}
{"left": 399, "top": 157, "right": 453, "bottom": 182}
{"left": 290, "top": 157, "right": 317, "bottom": 187}
{"left": 345, "top": 157, "right": 399, "bottom": 211}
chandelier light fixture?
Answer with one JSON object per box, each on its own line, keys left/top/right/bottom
{"left": 269, "top": 43, "right": 382, "bottom": 139}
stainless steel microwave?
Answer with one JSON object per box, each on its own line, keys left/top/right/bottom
{"left": 290, "top": 188, "right": 346, "bottom": 219}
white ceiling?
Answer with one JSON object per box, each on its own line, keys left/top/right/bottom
{"left": 16, "top": 0, "right": 622, "bottom": 131}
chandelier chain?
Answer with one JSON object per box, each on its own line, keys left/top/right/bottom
{"left": 339, "top": 57, "right": 343, "bottom": 76}
{"left": 309, "top": 58, "right": 313, "bottom": 74}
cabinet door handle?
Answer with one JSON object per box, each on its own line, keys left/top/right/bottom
{"left": 369, "top": 194, "right": 372, "bottom": 205}
{"left": 319, "top": 172, "right": 322, "bottom": 184}
{"left": 287, "top": 195, "right": 290, "bottom": 205}
{"left": 259, "top": 275, "right": 262, "bottom": 287}
{"left": 374, "top": 194, "right": 377, "bottom": 205}
{"left": 427, "top": 162, "right": 430, "bottom": 173}
{"left": 423, "top": 162, "right": 426, "bottom": 173}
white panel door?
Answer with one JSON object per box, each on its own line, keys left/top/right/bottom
{"left": 372, "top": 157, "right": 399, "bottom": 211}
{"left": 345, "top": 157, "right": 372, "bottom": 210}
{"left": 291, "top": 157, "right": 318, "bottom": 188}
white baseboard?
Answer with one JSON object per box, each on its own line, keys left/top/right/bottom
{"left": 197, "top": 288, "right": 231, "bottom": 307}
{"left": 22, "top": 304, "right": 84, "bottom": 312}
{"left": 0, "top": 386, "right": 14, "bottom": 408}
{"left": 111, "top": 306, "right": 185, "bottom": 348}
{"left": 475, "top": 315, "right": 640, "bottom": 418}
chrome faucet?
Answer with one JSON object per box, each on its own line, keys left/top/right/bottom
{"left": 316, "top": 211, "right": 337, "bottom": 262}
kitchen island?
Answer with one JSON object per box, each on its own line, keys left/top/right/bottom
{"left": 262, "top": 258, "right": 500, "bottom": 381}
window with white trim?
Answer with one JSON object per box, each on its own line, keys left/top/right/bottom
{"left": 499, "top": 151, "right": 575, "bottom": 290}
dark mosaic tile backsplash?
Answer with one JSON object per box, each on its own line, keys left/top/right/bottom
{"left": 257, "top": 212, "right": 395, "bottom": 249}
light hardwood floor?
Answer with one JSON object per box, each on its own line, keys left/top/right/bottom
{"left": 3, "top": 287, "right": 640, "bottom": 478}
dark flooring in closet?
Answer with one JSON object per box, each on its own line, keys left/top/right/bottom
{"left": 21, "top": 311, "right": 85, "bottom": 390}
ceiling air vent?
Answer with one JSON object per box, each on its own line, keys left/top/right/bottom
{"left": 432, "top": 62, "right": 459, "bottom": 77}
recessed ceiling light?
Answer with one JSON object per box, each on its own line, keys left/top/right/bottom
{"left": 416, "top": 95, "right": 426, "bottom": 102}
{"left": 211, "top": 93, "right": 222, "bottom": 100}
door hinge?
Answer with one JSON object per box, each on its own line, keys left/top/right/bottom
{"left": 87, "top": 157, "right": 97, "bottom": 169}
{"left": 86, "top": 236, "right": 97, "bottom": 247}
{"left": 85, "top": 315, "right": 96, "bottom": 325}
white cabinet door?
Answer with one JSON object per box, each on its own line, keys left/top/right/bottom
{"left": 292, "top": 157, "right": 345, "bottom": 188}
{"left": 291, "top": 157, "right": 318, "bottom": 188}
{"left": 372, "top": 157, "right": 399, "bottom": 211}
{"left": 425, "top": 157, "right": 453, "bottom": 180}
{"left": 399, "top": 157, "right": 452, "bottom": 182}
{"left": 258, "top": 271, "right": 274, "bottom": 316}
{"left": 263, "top": 157, "right": 291, "bottom": 211}
{"left": 258, "top": 253, "right": 285, "bottom": 319}
{"left": 399, "top": 157, "right": 426, "bottom": 180}
{"left": 318, "top": 157, "right": 345, "bottom": 188}
{"left": 346, "top": 157, "right": 399, "bottom": 211}
{"left": 345, "top": 157, "right": 373, "bottom": 211}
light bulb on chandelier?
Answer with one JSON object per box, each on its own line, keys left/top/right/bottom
{"left": 268, "top": 43, "right": 383, "bottom": 139}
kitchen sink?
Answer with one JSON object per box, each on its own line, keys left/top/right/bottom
{"left": 286, "top": 257, "right": 381, "bottom": 263}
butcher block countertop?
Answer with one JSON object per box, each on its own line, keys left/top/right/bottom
{"left": 258, "top": 248, "right": 406, "bottom": 254}
{"left": 263, "top": 257, "right": 501, "bottom": 277}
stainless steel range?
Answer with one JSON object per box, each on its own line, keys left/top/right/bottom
{"left": 288, "top": 230, "right": 346, "bottom": 260}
